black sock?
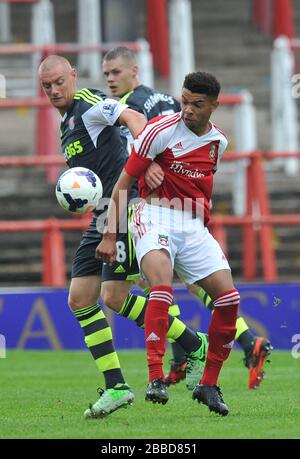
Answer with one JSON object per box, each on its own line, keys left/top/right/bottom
{"left": 237, "top": 329, "right": 255, "bottom": 355}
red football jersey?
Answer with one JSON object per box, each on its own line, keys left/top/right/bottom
{"left": 125, "top": 113, "right": 227, "bottom": 225}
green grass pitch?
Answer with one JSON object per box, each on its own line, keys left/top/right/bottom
{"left": 0, "top": 349, "right": 299, "bottom": 439}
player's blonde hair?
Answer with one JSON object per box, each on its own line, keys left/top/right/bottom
{"left": 103, "top": 46, "right": 136, "bottom": 67}
{"left": 38, "top": 55, "right": 73, "bottom": 74}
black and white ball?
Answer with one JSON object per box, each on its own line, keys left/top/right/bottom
{"left": 55, "top": 167, "right": 103, "bottom": 214}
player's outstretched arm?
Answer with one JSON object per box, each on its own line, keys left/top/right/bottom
{"left": 119, "top": 108, "right": 147, "bottom": 138}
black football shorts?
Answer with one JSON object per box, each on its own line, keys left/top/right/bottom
{"left": 71, "top": 209, "right": 140, "bottom": 281}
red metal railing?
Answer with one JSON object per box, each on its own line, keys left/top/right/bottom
{"left": 252, "top": 0, "right": 295, "bottom": 40}
{"left": 0, "top": 94, "right": 60, "bottom": 182}
{"left": 1, "top": 150, "right": 300, "bottom": 286}
{"left": 2, "top": 1, "right": 40, "bottom": 3}
{"left": 146, "top": 0, "right": 169, "bottom": 78}
{"left": 0, "top": 42, "right": 142, "bottom": 56}
{"left": 0, "top": 155, "right": 64, "bottom": 167}
{"left": 252, "top": 0, "right": 272, "bottom": 35}
{"left": 0, "top": 217, "right": 90, "bottom": 286}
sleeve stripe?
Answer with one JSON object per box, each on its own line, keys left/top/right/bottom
{"left": 74, "top": 93, "right": 97, "bottom": 105}
{"left": 81, "top": 88, "right": 103, "bottom": 101}
{"left": 74, "top": 89, "right": 103, "bottom": 105}
{"left": 138, "top": 113, "right": 181, "bottom": 158}
{"left": 74, "top": 95, "right": 97, "bottom": 105}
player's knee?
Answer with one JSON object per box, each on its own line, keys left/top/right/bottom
{"left": 68, "top": 292, "right": 98, "bottom": 311}
{"left": 101, "top": 289, "right": 125, "bottom": 312}
{"left": 68, "top": 293, "right": 83, "bottom": 311}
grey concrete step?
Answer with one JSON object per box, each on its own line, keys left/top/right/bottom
{"left": 192, "top": 1, "right": 251, "bottom": 21}
{"left": 196, "top": 48, "right": 271, "bottom": 66}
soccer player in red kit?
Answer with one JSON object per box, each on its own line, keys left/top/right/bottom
{"left": 96, "top": 72, "right": 240, "bottom": 416}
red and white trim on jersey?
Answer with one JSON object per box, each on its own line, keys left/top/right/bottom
{"left": 132, "top": 202, "right": 146, "bottom": 239}
{"left": 138, "top": 112, "right": 181, "bottom": 157}
{"left": 213, "top": 289, "right": 240, "bottom": 307}
{"left": 214, "top": 125, "right": 226, "bottom": 137}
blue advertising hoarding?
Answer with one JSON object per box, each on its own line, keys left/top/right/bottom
{"left": 0, "top": 284, "right": 299, "bottom": 350}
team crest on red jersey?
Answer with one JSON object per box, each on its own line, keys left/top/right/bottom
{"left": 209, "top": 142, "right": 218, "bottom": 162}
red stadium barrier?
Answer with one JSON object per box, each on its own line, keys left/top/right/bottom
{"left": 0, "top": 217, "right": 91, "bottom": 287}
{"left": 273, "top": 0, "right": 295, "bottom": 40}
{"left": 146, "top": 0, "right": 170, "bottom": 78}
{"left": 0, "top": 97, "right": 49, "bottom": 108}
{"left": 217, "top": 94, "right": 244, "bottom": 105}
{"left": 252, "top": 0, "right": 272, "bottom": 35}
{"left": 244, "top": 160, "right": 257, "bottom": 279}
{"left": 0, "top": 42, "right": 142, "bottom": 56}
{"left": 252, "top": 0, "right": 295, "bottom": 40}
{"left": 2, "top": 0, "right": 40, "bottom": 3}
{"left": 35, "top": 86, "right": 60, "bottom": 182}
{"left": 0, "top": 156, "right": 64, "bottom": 166}
{"left": 0, "top": 93, "right": 60, "bottom": 182}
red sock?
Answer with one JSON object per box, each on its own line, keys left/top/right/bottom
{"left": 201, "top": 289, "right": 240, "bottom": 386}
{"left": 144, "top": 285, "right": 173, "bottom": 382}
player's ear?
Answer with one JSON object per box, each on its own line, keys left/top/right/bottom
{"left": 132, "top": 64, "right": 138, "bottom": 78}
{"left": 71, "top": 67, "right": 77, "bottom": 79}
{"left": 211, "top": 99, "right": 219, "bottom": 112}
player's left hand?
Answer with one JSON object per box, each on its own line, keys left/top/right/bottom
{"left": 95, "top": 238, "right": 117, "bottom": 265}
{"left": 144, "top": 161, "right": 164, "bottom": 189}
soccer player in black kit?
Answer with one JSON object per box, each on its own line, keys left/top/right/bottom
{"left": 39, "top": 55, "right": 206, "bottom": 418}
{"left": 102, "top": 46, "right": 272, "bottom": 391}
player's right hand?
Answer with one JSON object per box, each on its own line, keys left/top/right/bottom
{"left": 95, "top": 238, "right": 117, "bottom": 265}
{"left": 144, "top": 161, "right": 164, "bottom": 189}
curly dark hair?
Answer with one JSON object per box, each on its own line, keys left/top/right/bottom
{"left": 183, "top": 72, "right": 221, "bottom": 99}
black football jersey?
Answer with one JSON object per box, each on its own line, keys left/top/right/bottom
{"left": 60, "top": 88, "right": 129, "bottom": 202}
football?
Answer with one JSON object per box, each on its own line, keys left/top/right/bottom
{"left": 55, "top": 167, "right": 103, "bottom": 213}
